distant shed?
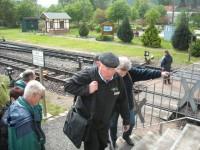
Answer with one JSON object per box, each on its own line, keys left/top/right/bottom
{"left": 22, "top": 17, "right": 39, "bottom": 32}
{"left": 40, "top": 12, "right": 71, "bottom": 34}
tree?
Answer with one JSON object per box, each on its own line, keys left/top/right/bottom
{"left": 47, "top": 4, "right": 64, "bottom": 12}
{"left": 134, "top": 0, "right": 150, "bottom": 19}
{"left": 93, "top": 0, "right": 112, "bottom": 10}
{"left": 131, "top": 7, "right": 138, "bottom": 21}
{"left": 172, "top": 12, "right": 192, "bottom": 51}
{"left": 138, "top": 3, "right": 149, "bottom": 18}
{"left": 154, "top": 5, "right": 166, "bottom": 17}
{"left": 0, "top": 0, "right": 17, "bottom": 27}
{"left": 16, "top": 0, "right": 37, "bottom": 21}
{"left": 64, "top": 0, "right": 93, "bottom": 25}
{"left": 191, "top": 13, "right": 200, "bottom": 28}
{"left": 144, "top": 8, "right": 161, "bottom": 25}
{"left": 107, "top": 0, "right": 131, "bottom": 25}
{"left": 79, "top": 23, "right": 89, "bottom": 37}
{"left": 58, "top": 0, "right": 74, "bottom": 6}
{"left": 117, "top": 17, "right": 133, "bottom": 43}
{"left": 157, "top": 0, "right": 171, "bottom": 5}
{"left": 93, "top": 8, "right": 107, "bottom": 24}
{"left": 141, "top": 24, "right": 161, "bottom": 48}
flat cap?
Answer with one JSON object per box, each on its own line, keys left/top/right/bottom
{"left": 99, "top": 52, "right": 119, "bottom": 68}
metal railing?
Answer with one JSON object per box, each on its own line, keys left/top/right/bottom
{"left": 133, "top": 62, "right": 200, "bottom": 129}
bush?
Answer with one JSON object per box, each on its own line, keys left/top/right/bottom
{"left": 141, "top": 24, "right": 161, "bottom": 48}
{"left": 117, "top": 17, "right": 133, "bottom": 43}
{"left": 171, "top": 24, "right": 191, "bottom": 51}
{"left": 79, "top": 24, "right": 89, "bottom": 37}
{"left": 96, "top": 35, "right": 114, "bottom": 41}
{"left": 191, "top": 40, "right": 200, "bottom": 57}
{"left": 95, "top": 25, "right": 101, "bottom": 33}
{"left": 0, "top": 75, "right": 9, "bottom": 107}
{"left": 172, "top": 12, "right": 192, "bottom": 51}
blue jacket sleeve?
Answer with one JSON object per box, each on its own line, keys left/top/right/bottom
{"left": 161, "top": 57, "right": 166, "bottom": 68}
{"left": 129, "top": 67, "right": 161, "bottom": 83}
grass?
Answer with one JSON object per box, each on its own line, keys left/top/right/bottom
{"left": 0, "top": 28, "right": 199, "bottom": 65}
{"left": 46, "top": 101, "right": 65, "bottom": 116}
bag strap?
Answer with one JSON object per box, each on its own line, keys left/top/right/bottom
{"left": 73, "top": 67, "right": 97, "bottom": 119}
{"left": 127, "top": 72, "right": 139, "bottom": 111}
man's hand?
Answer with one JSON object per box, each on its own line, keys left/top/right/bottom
{"left": 123, "top": 125, "right": 130, "bottom": 132}
{"left": 161, "top": 71, "right": 170, "bottom": 77}
{"left": 89, "top": 81, "right": 98, "bottom": 94}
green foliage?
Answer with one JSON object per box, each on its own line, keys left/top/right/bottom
{"left": 95, "top": 25, "right": 101, "bottom": 32}
{"left": 107, "top": 0, "right": 131, "bottom": 24}
{"left": 93, "top": 8, "right": 107, "bottom": 24}
{"left": 47, "top": 4, "right": 64, "bottom": 12}
{"left": 117, "top": 17, "right": 133, "bottom": 43}
{"left": 0, "top": 0, "right": 17, "bottom": 27}
{"left": 0, "top": 75, "right": 9, "bottom": 107}
{"left": 157, "top": 0, "right": 171, "bottom": 5}
{"left": 145, "top": 7, "right": 161, "bottom": 25}
{"left": 141, "top": 24, "right": 161, "bottom": 48}
{"left": 172, "top": 12, "right": 192, "bottom": 51}
{"left": 64, "top": 0, "right": 93, "bottom": 25}
{"left": 79, "top": 24, "right": 89, "bottom": 37}
{"left": 131, "top": 7, "right": 138, "bottom": 21}
{"left": 93, "top": 0, "right": 112, "bottom": 9}
{"left": 16, "top": 0, "right": 37, "bottom": 21}
{"left": 191, "top": 13, "right": 200, "bottom": 28}
{"left": 191, "top": 40, "right": 200, "bottom": 57}
{"left": 96, "top": 35, "right": 113, "bottom": 41}
{"left": 138, "top": 3, "right": 149, "bottom": 19}
{"left": 154, "top": 5, "right": 166, "bottom": 17}
{"left": 175, "top": 11, "right": 189, "bottom": 27}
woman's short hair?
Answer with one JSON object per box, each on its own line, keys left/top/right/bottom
{"left": 117, "top": 57, "right": 132, "bottom": 71}
{"left": 23, "top": 80, "right": 45, "bottom": 98}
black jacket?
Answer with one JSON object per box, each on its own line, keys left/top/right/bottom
{"left": 64, "top": 66, "right": 130, "bottom": 128}
{"left": 124, "top": 67, "right": 161, "bottom": 110}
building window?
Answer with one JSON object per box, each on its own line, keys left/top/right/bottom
{"left": 50, "top": 21, "right": 54, "bottom": 29}
{"left": 60, "top": 21, "right": 64, "bottom": 29}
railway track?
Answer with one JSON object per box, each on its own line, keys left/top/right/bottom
{"left": 0, "top": 54, "right": 75, "bottom": 84}
{"left": 0, "top": 41, "right": 94, "bottom": 64}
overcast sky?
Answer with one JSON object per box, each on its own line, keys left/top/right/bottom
{"left": 37, "top": 0, "right": 58, "bottom": 8}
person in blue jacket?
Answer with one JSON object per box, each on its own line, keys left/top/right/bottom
{"left": 110, "top": 57, "right": 169, "bottom": 148}
{"left": 3, "top": 80, "right": 45, "bottom": 150}
{"left": 161, "top": 50, "right": 173, "bottom": 84}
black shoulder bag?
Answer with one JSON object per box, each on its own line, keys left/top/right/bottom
{"left": 63, "top": 68, "right": 96, "bottom": 149}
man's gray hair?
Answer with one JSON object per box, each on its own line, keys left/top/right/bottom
{"left": 24, "top": 80, "right": 45, "bottom": 98}
{"left": 117, "top": 57, "right": 132, "bottom": 71}
{"left": 22, "top": 69, "right": 36, "bottom": 81}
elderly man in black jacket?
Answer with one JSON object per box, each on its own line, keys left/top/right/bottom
{"left": 110, "top": 57, "right": 169, "bottom": 148}
{"left": 64, "top": 52, "right": 130, "bottom": 150}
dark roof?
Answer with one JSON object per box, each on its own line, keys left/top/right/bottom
{"left": 41, "top": 12, "right": 71, "bottom": 20}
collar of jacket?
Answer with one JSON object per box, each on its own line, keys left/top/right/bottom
{"left": 5, "top": 97, "right": 33, "bottom": 128}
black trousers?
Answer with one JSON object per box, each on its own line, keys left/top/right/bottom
{"left": 84, "top": 124, "right": 108, "bottom": 150}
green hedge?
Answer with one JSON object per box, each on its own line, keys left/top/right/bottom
{"left": 79, "top": 24, "right": 89, "bottom": 37}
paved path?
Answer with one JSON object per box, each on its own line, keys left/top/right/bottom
{"left": 42, "top": 116, "right": 84, "bottom": 150}
{"left": 42, "top": 115, "right": 125, "bottom": 150}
